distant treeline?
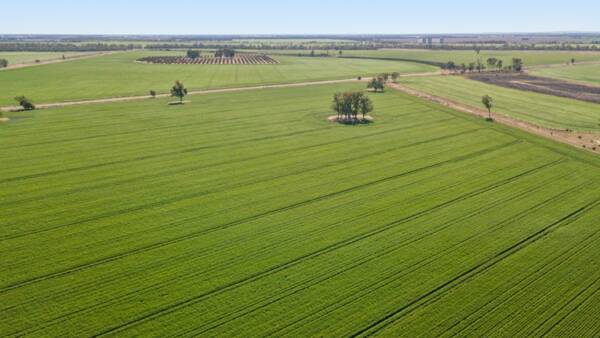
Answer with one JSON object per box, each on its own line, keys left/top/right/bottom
{"left": 145, "top": 43, "right": 378, "bottom": 51}
{"left": 3, "top": 41, "right": 600, "bottom": 53}
{"left": 146, "top": 42, "right": 600, "bottom": 52}
{"left": 399, "top": 44, "right": 600, "bottom": 51}
{"left": 0, "top": 43, "right": 137, "bottom": 52}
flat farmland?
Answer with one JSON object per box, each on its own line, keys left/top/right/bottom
{"left": 264, "top": 49, "right": 600, "bottom": 66}
{"left": 341, "top": 49, "right": 600, "bottom": 66}
{"left": 399, "top": 75, "right": 600, "bottom": 132}
{"left": 1, "top": 83, "right": 599, "bottom": 337}
{"left": 532, "top": 63, "right": 600, "bottom": 86}
{"left": 0, "top": 51, "right": 435, "bottom": 106}
{"left": 0, "top": 52, "right": 96, "bottom": 66}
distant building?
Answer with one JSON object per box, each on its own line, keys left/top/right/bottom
{"left": 416, "top": 37, "right": 445, "bottom": 45}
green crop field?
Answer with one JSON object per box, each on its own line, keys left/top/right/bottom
{"left": 343, "top": 49, "right": 600, "bottom": 66}
{"left": 532, "top": 63, "right": 600, "bottom": 86}
{"left": 399, "top": 75, "right": 600, "bottom": 132}
{"left": 1, "top": 83, "right": 599, "bottom": 337}
{"left": 0, "top": 51, "right": 434, "bottom": 106}
{"left": 264, "top": 49, "right": 600, "bottom": 67}
{"left": 0, "top": 52, "right": 95, "bottom": 65}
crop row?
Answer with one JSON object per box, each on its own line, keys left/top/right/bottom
{"left": 137, "top": 54, "right": 279, "bottom": 65}
{"left": 1, "top": 84, "right": 599, "bottom": 336}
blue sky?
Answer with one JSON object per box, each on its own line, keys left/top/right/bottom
{"left": 3, "top": 0, "right": 600, "bottom": 35}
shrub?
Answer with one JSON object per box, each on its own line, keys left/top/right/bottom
{"left": 14, "top": 96, "right": 35, "bottom": 110}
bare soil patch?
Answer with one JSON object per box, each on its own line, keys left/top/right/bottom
{"left": 389, "top": 82, "right": 600, "bottom": 154}
{"left": 328, "top": 115, "right": 374, "bottom": 124}
{"left": 138, "top": 54, "right": 279, "bottom": 65}
{"left": 467, "top": 72, "right": 600, "bottom": 104}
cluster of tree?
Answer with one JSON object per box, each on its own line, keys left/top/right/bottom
{"left": 186, "top": 50, "right": 201, "bottom": 59}
{"left": 367, "top": 76, "right": 387, "bottom": 92}
{"left": 0, "top": 59, "right": 7, "bottom": 68}
{"left": 332, "top": 91, "right": 373, "bottom": 121}
{"left": 0, "top": 43, "right": 135, "bottom": 52}
{"left": 214, "top": 48, "right": 235, "bottom": 57}
{"left": 443, "top": 58, "right": 523, "bottom": 73}
{"left": 14, "top": 96, "right": 35, "bottom": 110}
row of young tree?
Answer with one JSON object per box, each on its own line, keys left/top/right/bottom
{"left": 442, "top": 58, "right": 524, "bottom": 73}
{"left": 332, "top": 91, "right": 373, "bottom": 121}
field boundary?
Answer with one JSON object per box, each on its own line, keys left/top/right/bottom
{"left": 389, "top": 82, "right": 600, "bottom": 154}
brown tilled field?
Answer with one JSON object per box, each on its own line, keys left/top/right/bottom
{"left": 137, "top": 54, "right": 279, "bottom": 65}
{"left": 467, "top": 72, "right": 600, "bottom": 104}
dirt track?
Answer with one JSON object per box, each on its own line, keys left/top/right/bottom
{"left": 0, "top": 72, "right": 439, "bottom": 112}
{"left": 1, "top": 69, "right": 597, "bottom": 154}
{"left": 389, "top": 82, "right": 600, "bottom": 154}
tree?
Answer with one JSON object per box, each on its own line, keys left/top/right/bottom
{"left": 186, "top": 50, "right": 200, "bottom": 59}
{"left": 486, "top": 57, "right": 498, "bottom": 69}
{"left": 571, "top": 58, "right": 576, "bottom": 65}
{"left": 476, "top": 60, "right": 485, "bottom": 72}
{"left": 14, "top": 96, "right": 35, "bottom": 110}
{"left": 332, "top": 93, "right": 344, "bottom": 119}
{"left": 497, "top": 59, "right": 503, "bottom": 71}
{"left": 391, "top": 72, "right": 400, "bottom": 81}
{"left": 149, "top": 90, "right": 157, "bottom": 98}
{"left": 468, "top": 62, "right": 476, "bottom": 72}
{"left": 358, "top": 95, "right": 374, "bottom": 120}
{"left": 512, "top": 58, "right": 524, "bottom": 72}
{"left": 481, "top": 95, "right": 494, "bottom": 120}
{"left": 367, "top": 77, "right": 385, "bottom": 93}
{"left": 460, "top": 63, "right": 467, "bottom": 73}
{"left": 338, "top": 50, "right": 343, "bottom": 56}
{"left": 170, "top": 81, "right": 188, "bottom": 103}
{"left": 214, "top": 48, "right": 235, "bottom": 57}
{"left": 0, "top": 59, "right": 7, "bottom": 68}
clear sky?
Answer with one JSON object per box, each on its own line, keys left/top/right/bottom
{"left": 2, "top": 0, "right": 600, "bottom": 35}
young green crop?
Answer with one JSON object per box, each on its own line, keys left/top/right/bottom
{"left": 0, "top": 51, "right": 435, "bottom": 106}
{"left": 0, "top": 84, "right": 598, "bottom": 337}
{"left": 399, "top": 75, "right": 600, "bottom": 132}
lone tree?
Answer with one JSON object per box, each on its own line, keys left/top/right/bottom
{"left": 0, "top": 59, "right": 8, "bottom": 68}
{"left": 170, "top": 81, "right": 188, "bottom": 103}
{"left": 391, "top": 72, "right": 400, "bottom": 81}
{"left": 149, "top": 90, "right": 157, "bottom": 98}
{"left": 481, "top": 95, "right": 494, "bottom": 121}
{"left": 367, "top": 77, "right": 386, "bottom": 93}
{"left": 14, "top": 96, "right": 35, "bottom": 110}
{"left": 512, "top": 58, "right": 524, "bottom": 72}
{"left": 571, "top": 58, "right": 576, "bottom": 65}
{"left": 187, "top": 50, "right": 200, "bottom": 59}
